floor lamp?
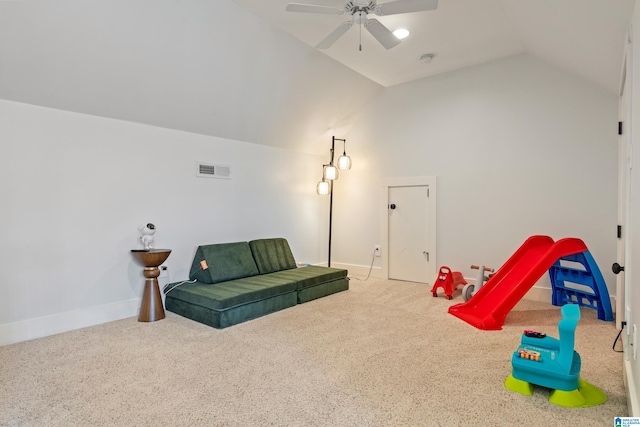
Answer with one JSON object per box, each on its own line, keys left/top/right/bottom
{"left": 317, "top": 136, "right": 352, "bottom": 267}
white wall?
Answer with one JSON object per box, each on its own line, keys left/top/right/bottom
{"left": 336, "top": 55, "right": 619, "bottom": 296}
{"left": 0, "top": 99, "right": 327, "bottom": 345}
{"left": 0, "top": 55, "right": 620, "bottom": 347}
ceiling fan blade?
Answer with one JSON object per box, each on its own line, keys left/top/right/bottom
{"left": 364, "top": 19, "right": 401, "bottom": 49}
{"left": 316, "top": 21, "right": 353, "bottom": 49}
{"left": 286, "top": 3, "right": 343, "bottom": 15}
{"left": 375, "top": 0, "right": 438, "bottom": 16}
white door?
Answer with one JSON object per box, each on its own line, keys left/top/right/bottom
{"left": 388, "top": 185, "right": 430, "bottom": 283}
{"left": 617, "top": 48, "right": 630, "bottom": 332}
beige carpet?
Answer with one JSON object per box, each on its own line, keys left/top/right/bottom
{"left": 0, "top": 279, "right": 627, "bottom": 426}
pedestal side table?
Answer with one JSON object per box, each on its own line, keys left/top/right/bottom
{"left": 131, "top": 249, "right": 171, "bottom": 322}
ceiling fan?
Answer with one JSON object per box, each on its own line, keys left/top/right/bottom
{"left": 285, "top": 0, "right": 438, "bottom": 50}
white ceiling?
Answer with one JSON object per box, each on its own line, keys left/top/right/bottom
{"left": 234, "top": 0, "right": 635, "bottom": 93}
{"left": 0, "top": 0, "right": 634, "bottom": 155}
{"left": 0, "top": 0, "right": 383, "bottom": 154}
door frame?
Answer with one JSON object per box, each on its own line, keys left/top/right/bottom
{"left": 618, "top": 40, "right": 632, "bottom": 334}
{"left": 381, "top": 176, "right": 437, "bottom": 282}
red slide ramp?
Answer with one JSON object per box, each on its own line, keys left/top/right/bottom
{"left": 448, "top": 235, "right": 588, "bottom": 330}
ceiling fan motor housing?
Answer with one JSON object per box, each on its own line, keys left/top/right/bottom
{"left": 346, "top": 1, "right": 376, "bottom": 14}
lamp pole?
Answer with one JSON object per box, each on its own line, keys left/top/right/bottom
{"left": 321, "top": 135, "right": 347, "bottom": 268}
{"left": 328, "top": 137, "right": 336, "bottom": 267}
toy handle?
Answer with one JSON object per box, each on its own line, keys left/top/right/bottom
{"left": 470, "top": 265, "right": 494, "bottom": 272}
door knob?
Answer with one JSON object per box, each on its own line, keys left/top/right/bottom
{"left": 612, "top": 263, "right": 625, "bottom": 274}
{"left": 389, "top": 203, "right": 396, "bottom": 210}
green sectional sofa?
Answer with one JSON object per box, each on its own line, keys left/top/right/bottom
{"left": 164, "top": 238, "right": 349, "bottom": 329}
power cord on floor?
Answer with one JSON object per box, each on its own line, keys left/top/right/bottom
{"left": 164, "top": 279, "right": 197, "bottom": 295}
{"left": 613, "top": 321, "right": 626, "bottom": 353}
{"left": 349, "top": 251, "right": 376, "bottom": 281}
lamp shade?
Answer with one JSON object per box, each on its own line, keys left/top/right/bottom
{"left": 324, "top": 164, "right": 339, "bottom": 180}
{"left": 337, "top": 154, "right": 352, "bottom": 170}
{"left": 317, "top": 180, "right": 330, "bottom": 195}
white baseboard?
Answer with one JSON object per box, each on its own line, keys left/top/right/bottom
{"left": 625, "top": 359, "right": 639, "bottom": 416}
{"left": 458, "top": 276, "right": 554, "bottom": 303}
{"left": 523, "top": 285, "right": 553, "bottom": 302}
{"left": 462, "top": 277, "right": 617, "bottom": 312}
{"left": 321, "top": 262, "right": 382, "bottom": 279}
{"left": 0, "top": 298, "right": 141, "bottom": 346}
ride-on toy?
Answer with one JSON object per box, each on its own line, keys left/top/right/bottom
{"left": 504, "top": 304, "right": 607, "bottom": 407}
{"left": 431, "top": 266, "right": 467, "bottom": 300}
{"left": 462, "top": 265, "right": 494, "bottom": 302}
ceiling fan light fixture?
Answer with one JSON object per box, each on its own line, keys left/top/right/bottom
{"left": 392, "top": 28, "right": 410, "bottom": 40}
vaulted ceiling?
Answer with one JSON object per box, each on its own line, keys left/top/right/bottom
{"left": 235, "top": 0, "right": 634, "bottom": 93}
{"left": 0, "top": 0, "right": 634, "bottom": 155}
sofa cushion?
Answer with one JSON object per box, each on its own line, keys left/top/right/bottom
{"left": 249, "top": 238, "right": 297, "bottom": 274}
{"left": 166, "top": 276, "right": 298, "bottom": 310}
{"left": 189, "top": 242, "right": 259, "bottom": 284}
{"left": 165, "top": 291, "right": 297, "bottom": 329}
{"left": 263, "top": 265, "right": 348, "bottom": 290}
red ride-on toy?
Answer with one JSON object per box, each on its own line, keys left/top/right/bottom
{"left": 431, "top": 266, "right": 467, "bottom": 300}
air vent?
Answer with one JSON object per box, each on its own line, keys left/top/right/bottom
{"left": 197, "top": 162, "right": 231, "bottom": 179}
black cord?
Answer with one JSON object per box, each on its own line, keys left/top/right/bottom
{"left": 613, "top": 322, "right": 626, "bottom": 353}
{"left": 349, "top": 252, "right": 376, "bottom": 281}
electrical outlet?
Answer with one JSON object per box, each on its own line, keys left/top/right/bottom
{"left": 374, "top": 245, "right": 381, "bottom": 257}
{"left": 159, "top": 265, "right": 169, "bottom": 279}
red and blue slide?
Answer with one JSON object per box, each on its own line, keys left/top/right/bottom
{"left": 448, "top": 235, "right": 612, "bottom": 330}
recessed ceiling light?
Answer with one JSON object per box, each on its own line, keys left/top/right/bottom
{"left": 393, "top": 28, "right": 410, "bottom": 40}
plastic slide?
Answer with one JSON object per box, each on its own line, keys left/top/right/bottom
{"left": 448, "top": 235, "right": 588, "bottom": 330}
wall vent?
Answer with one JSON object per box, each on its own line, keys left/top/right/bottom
{"left": 197, "top": 162, "right": 231, "bottom": 179}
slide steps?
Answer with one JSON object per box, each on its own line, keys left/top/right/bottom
{"left": 549, "top": 252, "right": 613, "bottom": 321}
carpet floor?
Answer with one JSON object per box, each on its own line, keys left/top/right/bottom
{"left": 0, "top": 278, "right": 627, "bottom": 426}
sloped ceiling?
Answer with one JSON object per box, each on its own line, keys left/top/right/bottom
{"left": 234, "top": 0, "right": 634, "bottom": 93}
{"left": 0, "top": 0, "right": 381, "bottom": 155}
{"left": 0, "top": 0, "right": 634, "bottom": 155}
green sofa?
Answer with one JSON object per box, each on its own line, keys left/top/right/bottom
{"left": 164, "top": 238, "right": 349, "bottom": 329}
